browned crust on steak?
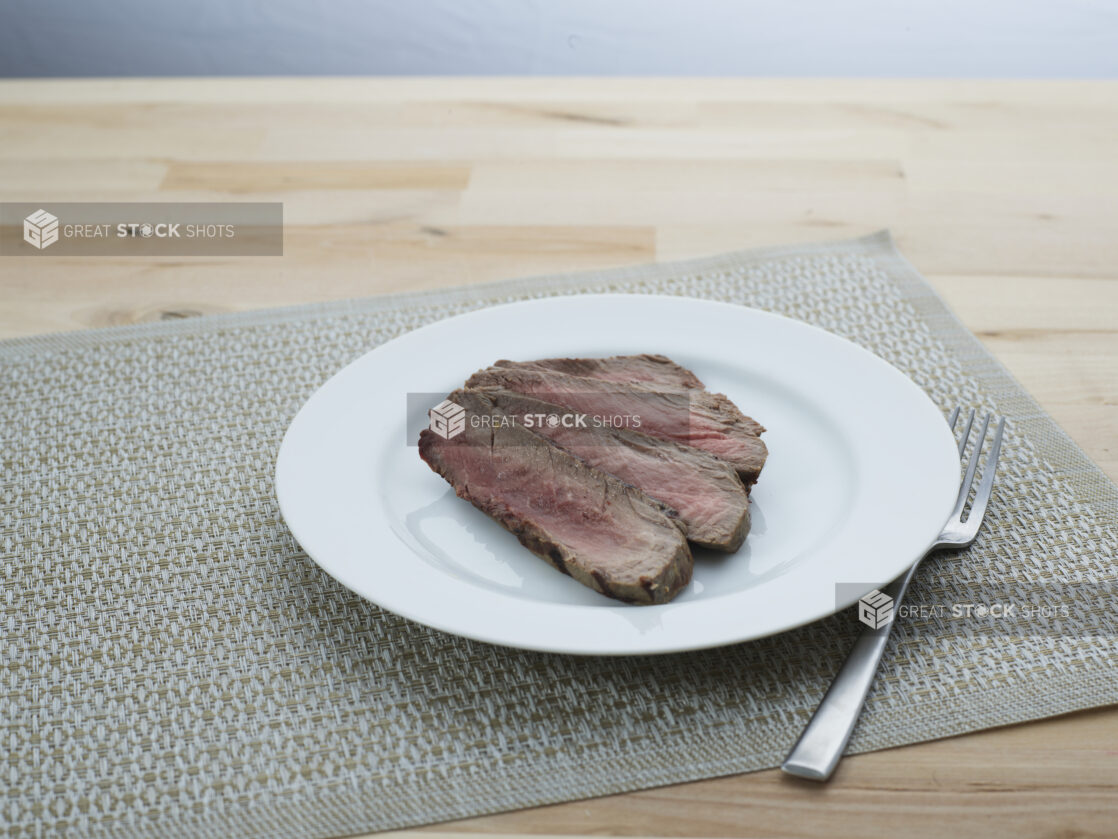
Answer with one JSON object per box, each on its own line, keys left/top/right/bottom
{"left": 496, "top": 354, "right": 706, "bottom": 390}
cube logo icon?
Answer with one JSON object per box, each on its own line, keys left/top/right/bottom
{"left": 23, "top": 209, "right": 60, "bottom": 250}
{"left": 429, "top": 399, "right": 466, "bottom": 439}
{"left": 858, "top": 589, "right": 894, "bottom": 629}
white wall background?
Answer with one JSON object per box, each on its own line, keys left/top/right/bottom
{"left": 2, "top": 0, "right": 1117, "bottom": 78}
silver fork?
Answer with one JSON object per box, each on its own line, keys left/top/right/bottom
{"left": 781, "top": 408, "right": 1006, "bottom": 781}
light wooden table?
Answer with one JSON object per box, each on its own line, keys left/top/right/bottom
{"left": 2, "top": 78, "right": 1116, "bottom": 838}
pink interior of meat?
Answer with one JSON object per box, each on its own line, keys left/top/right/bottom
{"left": 500, "top": 377, "right": 754, "bottom": 463}
{"left": 538, "top": 424, "right": 743, "bottom": 531}
{"left": 433, "top": 436, "right": 671, "bottom": 575}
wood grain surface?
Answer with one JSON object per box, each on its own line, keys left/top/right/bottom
{"left": 1, "top": 78, "right": 1115, "bottom": 838}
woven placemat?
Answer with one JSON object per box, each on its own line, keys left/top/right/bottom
{"left": 3, "top": 231, "right": 1117, "bottom": 838}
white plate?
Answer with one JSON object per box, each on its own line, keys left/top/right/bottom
{"left": 276, "top": 295, "right": 959, "bottom": 655}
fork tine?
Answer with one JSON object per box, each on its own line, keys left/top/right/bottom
{"left": 956, "top": 407, "right": 976, "bottom": 457}
{"left": 961, "top": 417, "right": 1006, "bottom": 531}
{"left": 950, "top": 412, "right": 991, "bottom": 521}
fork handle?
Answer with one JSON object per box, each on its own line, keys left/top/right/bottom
{"left": 780, "top": 560, "right": 922, "bottom": 781}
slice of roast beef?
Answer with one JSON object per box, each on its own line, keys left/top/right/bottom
{"left": 496, "top": 354, "right": 705, "bottom": 390}
{"left": 464, "top": 366, "right": 768, "bottom": 486}
{"left": 418, "top": 390, "right": 692, "bottom": 604}
{"left": 479, "top": 389, "right": 751, "bottom": 551}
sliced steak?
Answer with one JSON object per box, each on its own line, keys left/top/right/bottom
{"left": 465, "top": 366, "right": 768, "bottom": 486}
{"left": 496, "top": 354, "right": 705, "bottom": 390}
{"left": 418, "top": 390, "right": 692, "bottom": 604}
{"left": 479, "top": 389, "right": 751, "bottom": 551}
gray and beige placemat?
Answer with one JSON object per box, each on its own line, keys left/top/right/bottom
{"left": 3, "top": 231, "right": 1117, "bottom": 838}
